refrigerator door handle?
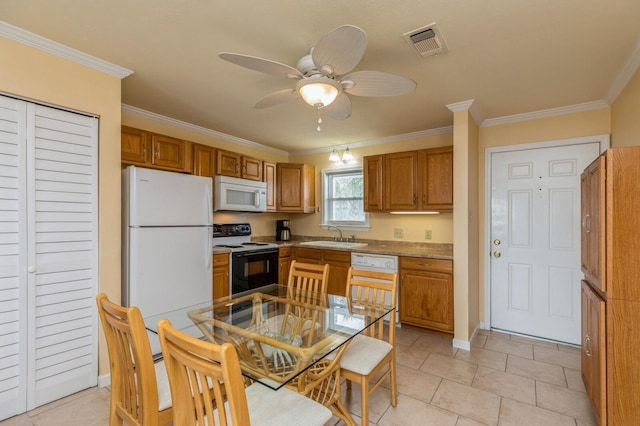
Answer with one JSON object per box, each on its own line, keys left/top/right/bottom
{"left": 207, "top": 189, "right": 213, "bottom": 224}
{"left": 207, "top": 228, "right": 212, "bottom": 269}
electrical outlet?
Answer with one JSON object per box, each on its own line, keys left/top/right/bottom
{"left": 393, "top": 228, "right": 404, "bottom": 238}
{"left": 425, "top": 230, "right": 432, "bottom": 240}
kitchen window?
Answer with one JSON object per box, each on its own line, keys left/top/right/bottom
{"left": 321, "top": 167, "right": 369, "bottom": 229}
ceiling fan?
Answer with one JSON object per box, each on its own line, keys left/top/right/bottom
{"left": 219, "top": 25, "right": 417, "bottom": 126}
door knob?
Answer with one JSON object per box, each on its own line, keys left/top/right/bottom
{"left": 493, "top": 239, "right": 501, "bottom": 246}
{"left": 493, "top": 251, "right": 502, "bottom": 258}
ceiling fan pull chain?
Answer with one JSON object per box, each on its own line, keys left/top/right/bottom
{"left": 316, "top": 108, "right": 323, "bottom": 132}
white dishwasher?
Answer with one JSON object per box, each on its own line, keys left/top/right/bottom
{"left": 350, "top": 252, "right": 400, "bottom": 323}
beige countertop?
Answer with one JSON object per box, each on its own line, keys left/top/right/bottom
{"left": 254, "top": 237, "right": 453, "bottom": 260}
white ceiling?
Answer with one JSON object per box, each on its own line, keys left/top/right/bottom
{"left": 2, "top": 1, "right": 640, "bottom": 153}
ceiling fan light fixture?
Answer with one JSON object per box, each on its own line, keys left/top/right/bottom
{"left": 297, "top": 77, "right": 341, "bottom": 107}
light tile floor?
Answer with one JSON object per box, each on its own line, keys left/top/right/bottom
{"left": 0, "top": 328, "right": 595, "bottom": 425}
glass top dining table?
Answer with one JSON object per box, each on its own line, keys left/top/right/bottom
{"left": 145, "top": 284, "right": 395, "bottom": 390}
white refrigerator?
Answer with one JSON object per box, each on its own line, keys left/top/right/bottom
{"left": 122, "top": 166, "right": 213, "bottom": 352}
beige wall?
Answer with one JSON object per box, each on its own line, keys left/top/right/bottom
{"left": 0, "top": 37, "right": 123, "bottom": 376}
{"left": 611, "top": 67, "right": 640, "bottom": 148}
{"left": 290, "top": 132, "right": 454, "bottom": 243}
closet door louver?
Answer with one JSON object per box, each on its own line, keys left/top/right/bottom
{"left": 0, "top": 95, "right": 28, "bottom": 418}
{"left": 0, "top": 95, "right": 98, "bottom": 419}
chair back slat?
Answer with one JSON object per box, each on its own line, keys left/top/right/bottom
{"left": 96, "top": 293, "right": 162, "bottom": 426}
{"left": 159, "top": 318, "right": 251, "bottom": 426}
{"left": 346, "top": 268, "right": 398, "bottom": 345}
{"left": 287, "top": 260, "right": 329, "bottom": 297}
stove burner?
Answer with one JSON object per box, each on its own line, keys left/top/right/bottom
{"left": 215, "top": 244, "right": 243, "bottom": 248}
{"left": 241, "top": 242, "right": 268, "bottom": 246}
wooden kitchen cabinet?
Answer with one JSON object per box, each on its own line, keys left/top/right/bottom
{"left": 278, "top": 246, "right": 292, "bottom": 284}
{"left": 192, "top": 143, "right": 216, "bottom": 178}
{"left": 121, "top": 126, "right": 150, "bottom": 165}
{"left": 323, "top": 249, "right": 351, "bottom": 296}
{"left": 212, "top": 252, "right": 230, "bottom": 299}
{"left": 276, "top": 163, "right": 315, "bottom": 213}
{"left": 580, "top": 156, "right": 605, "bottom": 293}
{"left": 363, "top": 155, "right": 384, "bottom": 212}
{"left": 419, "top": 146, "right": 453, "bottom": 211}
{"left": 216, "top": 149, "right": 263, "bottom": 181}
{"left": 384, "top": 151, "right": 419, "bottom": 211}
{"left": 399, "top": 256, "right": 453, "bottom": 333}
{"left": 121, "top": 126, "right": 192, "bottom": 173}
{"left": 292, "top": 247, "right": 350, "bottom": 295}
{"left": 365, "top": 146, "right": 453, "bottom": 213}
{"left": 263, "top": 161, "right": 277, "bottom": 212}
{"left": 579, "top": 147, "right": 640, "bottom": 425}
{"left": 581, "top": 281, "right": 605, "bottom": 424}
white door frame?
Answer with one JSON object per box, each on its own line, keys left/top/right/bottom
{"left": 483, "top": 134, "right": 609, "bottom": 333}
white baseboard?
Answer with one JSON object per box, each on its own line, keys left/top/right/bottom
{"left": 452, "top": 338, "right": 470, "bottom": 351}
{"left": 98, "top": 373, "right": 111, "bottom": 388}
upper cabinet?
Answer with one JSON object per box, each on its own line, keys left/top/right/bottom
{"left": 216, "top": 149, "right": 263, "bottom": 181}
{"left": 121, "top": 126, "right": 192, "bottom": 173}
{"left": 276, "top": 163, "right": 315, "bottom": 213}
{"left": 363, "top": 155, "right": 384, "bottom": 212}
{"left": 364, "top": 146, "right": 453, "bottom": 213}
{"left": 384, "top": 151, "right": 419, "bottom": 211}
{"left": 419, "top": 146, "right": 453, "bottom": 212}
{"left": 192, "top": 143, "right": 216, "bottom": 178}
{"left": 263, "top": 161, "right": 277, "bottom": 212}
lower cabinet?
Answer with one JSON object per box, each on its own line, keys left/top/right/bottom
{"left": 213, "top": 252, "right": 230, "bottom": 299}
{"left": 581, "top": 280, "right": 605, "bottom": 425}
{"left": 278, "top": 246, "right": 292, "bottom": 284}
{"left": 399, "top": 257, "right": 454, "bottom": 333}
{"left": 292, "top": 247, "right": 350, "bottom": 296}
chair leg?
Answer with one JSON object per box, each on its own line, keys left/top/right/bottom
{"left": 390, "top": 355, "right": 398, "bottom": 407}
{"left": 360, "top": 379, "right": 369, "bottom": 426}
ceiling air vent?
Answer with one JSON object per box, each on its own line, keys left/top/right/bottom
{"left": 403, "top": 23, "right": 448, "bottom": 58}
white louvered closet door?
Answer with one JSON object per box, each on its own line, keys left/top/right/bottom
{"left": 0, "top": 95, "right": 98, "bottom": 420}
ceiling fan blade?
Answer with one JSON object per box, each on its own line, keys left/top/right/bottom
{"left": 312, "top": 25, "right": 367, "bottom": 76}
{"left": 342, "top": 71, "right": 417, "bottom": 97}
{"left": 253, "top": 89, "right": 299, "bottom": 109}
{"left": 322, "top": 93, "right": 351, "bottom": 120}
{"left": 219, "top": 52, "right": 303, "bottom": 79}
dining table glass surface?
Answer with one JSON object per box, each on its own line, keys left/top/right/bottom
{"left": 145, "top": 284, "right": 395, "bottom": 390}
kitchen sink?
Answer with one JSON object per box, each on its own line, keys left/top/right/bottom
{"left": 299, "top": 240, "right": 368, "bottom": 248}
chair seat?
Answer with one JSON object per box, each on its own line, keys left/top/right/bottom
{"left": 154, "top": 360, "right": 172, "bottom": 411}
{"left": 245, "top": 382, "right": 332, "bottom": 425}
{"left": 340, "top": 334, "right": 393, "bottom": 376}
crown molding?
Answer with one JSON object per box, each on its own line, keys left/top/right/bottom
{"left": 446, "top": 99, "right": 482, "bottom": 125}
{"left": 121, "top": 104, "right": 289, "bottom": 157}
{"left": 604, "top": 37, "right": 640, "bottom": 104}
{"left": 290, "top": 126, "right": 453, "bottom": 156}
{"left": 0, "top": 20, "right": 133, "bottom": 79}
{"left": 480, "top": 100, "right": 609, "bottom": 127}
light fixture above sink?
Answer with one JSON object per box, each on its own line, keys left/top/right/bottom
{"left": 299, "top": 241, "right": 368, "bottom": 248}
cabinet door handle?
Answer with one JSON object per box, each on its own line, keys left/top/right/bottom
{"left": 422, "top": 194, "right": 426, "bottom": 204}
{"left": 413, "top": 194, "right": 417, "bottom": 205}
{"left": 582, "top": 214, "right": 590, "bottom": 233}
{"left": 584, "top": 334, "right": 591, "bottom": 357}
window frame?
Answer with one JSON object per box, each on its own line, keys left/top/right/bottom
{"left": 321, "top": 166, "right": 370, "bottom": 230}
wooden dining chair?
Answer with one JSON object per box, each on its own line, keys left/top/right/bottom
{"left": 287, "top": 260, "right": 329, "bottom": 296}
{"left": 290, "top": 341, "right": 355, "bottom": 425}
{"left": 157, "top": 318, "right": 333, "bottom": 425}
{"left": 340, "top": 267, "right": 399, "bottom": 425}
{"left": 96, "top": 293, "right": 172, "bottom": 426}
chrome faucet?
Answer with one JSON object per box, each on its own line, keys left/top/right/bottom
{"left": 328, "top": 225, "right": 343, "bottom": 242}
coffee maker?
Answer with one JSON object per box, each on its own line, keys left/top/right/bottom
{"left": 276, "top": 219, "right": 291, "bottom": 241}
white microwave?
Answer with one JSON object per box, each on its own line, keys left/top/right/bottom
{"left": 214, "top": 175, "right": 267, "bottom": 212}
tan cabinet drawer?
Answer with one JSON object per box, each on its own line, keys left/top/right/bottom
{"left": 323, "top": 249, "right": 351, "bottom": 263}
{"left": 279, "top": 246, "right": 292, "bottom": 258}
{"left": 213, "top": 252, "right": 229, "bottom": 267}
{"left": 400, "top": 257, "right": 452, "bottom": 273}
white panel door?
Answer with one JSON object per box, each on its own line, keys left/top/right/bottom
{"left": 0, "top": 95, "right": 98, "bottom": 420}
{"left": 490, "top": 142, "right": 600, "bottom": 344}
